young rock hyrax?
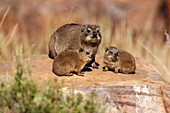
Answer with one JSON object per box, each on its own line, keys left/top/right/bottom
{"left": 52, "top": 47, "right": 93, "bottom": 76}
{"left": 48, "top": 23, "right": 102, "bottom": 68}
{"left": 103, "top": 46, "right": 136, "bottom": 74}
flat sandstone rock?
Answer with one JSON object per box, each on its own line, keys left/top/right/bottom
{"left": 0, "top": 55, "right": 170, "bottom": 113}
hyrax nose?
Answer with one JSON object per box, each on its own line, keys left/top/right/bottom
{"left": 93, "top": 32, "right": 97, "bottom": 37}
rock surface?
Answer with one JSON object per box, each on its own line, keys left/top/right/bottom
{"left": 0, "top": 55, "right": 170, "bottom": 113}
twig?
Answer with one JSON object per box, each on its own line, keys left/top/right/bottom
{"left": 7, "top": 24, "right": 19, "bottom": 45}
{"left": 138, "top": 42, "right": 170, "bottom": 76}
{"left": 0, "top": 7, "right": 10, "bottom": 29}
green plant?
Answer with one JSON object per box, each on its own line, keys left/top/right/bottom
{"left": 0, "top": 48, "right": 105, "bottom": 113}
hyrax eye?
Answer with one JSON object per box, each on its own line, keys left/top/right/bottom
{"left": 86, "top": 52, "right": 90, "bottom": 55}
{"left": 110, "top": 51, "right": 113, "bottom": 54}
{"left": 87, "top": 28, "right": 91, "bottom": 33}
{"left": 87, "top": 30, "right": 91, "bottom": 33}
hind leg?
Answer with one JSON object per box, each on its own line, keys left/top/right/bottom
{"left": 53, "top": 63, "right": 73, "bottom": 76}
{"left": 48, "top": 50, "right": 57, "bottom": 59}
{"left": 48, "top": 36, "right": 57, "bottom": 59}
{"left": 119, "top": 68, "right": 134, "bottom": 74}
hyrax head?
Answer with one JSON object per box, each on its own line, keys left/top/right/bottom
{"left": 104, "top": 46, "right": 118, "bottom": 61}
{"left": 78, "top": 46, "right": 93, "bottom": 62}
{"left": 81, "top": 24, "right": 101, "bottom": 44}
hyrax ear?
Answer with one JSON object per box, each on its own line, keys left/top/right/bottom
{"left": 105, "top": 47, "right": 108, "bottom": 52}
{"left": 81, "top": 25, "right": 86, "bottom": 32}
{"left": 97, "top": 25, "right": 101, "bottom": 31}
{"left": 79, "top": 47, "right": 84, "bottom": 52}
{"left": 115, "top": 51, "right": 118, "bottom": 57}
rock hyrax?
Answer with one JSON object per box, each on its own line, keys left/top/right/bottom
{"left": 48, "top": 23, "right": 102, "bottom": 68}
{"left": 52, "top": 47, "right": 93, "bottom": 76}
{"left": 103, "top": 46, "right": 136, "bottom": 74}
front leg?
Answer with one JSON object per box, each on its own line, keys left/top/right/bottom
{"left": 114, "top": 67, "right": 119, "bottom": 73}
{"left": 91, "top": 56, "right": 99, "bottom": 69}
{"left": 103, "top": 66, "right": 108, "bottom": 71}
{"left": 77, "top": 66, "right": 85, "bottom": 76}
{"left": 85, "top": 56, "right": 99, "bottom": 69}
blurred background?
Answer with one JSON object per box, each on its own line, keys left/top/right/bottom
{"left": 0, "top": 0, "right": 169, "bottom": 80}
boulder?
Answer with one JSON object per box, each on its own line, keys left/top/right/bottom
{"left": 0, "top": 55, "right": 170, "bottom": 113}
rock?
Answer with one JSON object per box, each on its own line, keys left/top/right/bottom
{"left": 0, "top": 55, "right": 170, "bottom": 113}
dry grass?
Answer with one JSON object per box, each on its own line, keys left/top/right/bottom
{"left": 0, "top": 1, "right": 169, "bottom": 81}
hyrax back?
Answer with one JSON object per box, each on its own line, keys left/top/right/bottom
{"left": 48, "top": 23, "right": 101, "bottom": 68}
{"left": 103, "top": 46, "right": 136, "bottom": 74}
{"left": 52, "top": 47, "right": 93, "bottom": 76}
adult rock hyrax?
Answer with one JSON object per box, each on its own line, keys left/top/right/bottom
{"left": 48, "top": 23, "right": 102, "bottom": 68}
{"left": 52, "top": 47, "right": 93, "bottom": 76}
{"left": 103, "top": 46, "right": 136, "bottom": 74}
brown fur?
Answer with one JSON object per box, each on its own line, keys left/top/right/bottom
{"left": 48, "top": 23, "right": 102, "bottom": 68}
{"left": 103, "top": 46, "right": 136, "bottom": 74}
{"left": 52, "top": 47, "right": 93, "bottom": 76}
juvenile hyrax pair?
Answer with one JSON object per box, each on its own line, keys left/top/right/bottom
{"left": 52, "top": 47, "right": 93, "bottom": 76}
{"left": 103, "top": 46, "right": 136, "bottom": 74}
{"left": 49, "top": 23, "right": 102, "bottom": 68}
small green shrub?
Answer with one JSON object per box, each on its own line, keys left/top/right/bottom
{"left": 0, "top": 49, "right": 105, "bottom": 113}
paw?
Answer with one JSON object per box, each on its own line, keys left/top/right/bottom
{"left": 115, "top": 68, "right": 119, "bottom": 73}
{"left": 102, "top": 66, "right": 106, "bottom": 71}
{"left": 77, "top": 73, "right": 84, "bottom": 77}
{"left": 80, "top": 72, "right": 85, "bottom": 74}
{"left": 69, "top": 73, "right": 74, "bottom": 76}
{"left": 77, "top": 72, "right": 84, "bottom": 76}
{"left": 91, "top": 62, "right": 99, "bottom": 69}
{"left": 92, "top": 66, "right": 98, "bottom": 69}
{"left": 78, "top": 74, "right": 84, "bottom": 77}
{"left": 102, "top": 66, "right": 108, "bottom": 71}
